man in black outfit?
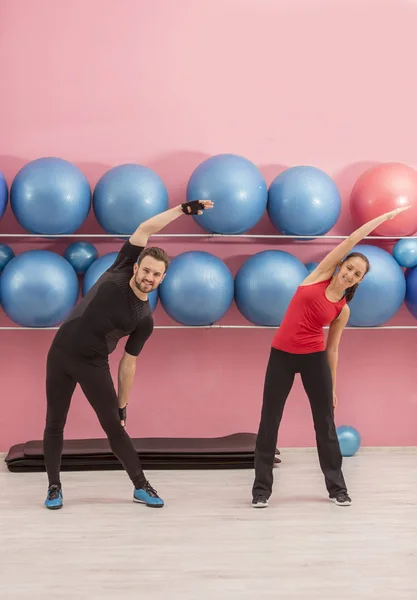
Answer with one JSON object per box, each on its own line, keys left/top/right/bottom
{"left": 43, "top": 199, "right": 213, "bottom": 510}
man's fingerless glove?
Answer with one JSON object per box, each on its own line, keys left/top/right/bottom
{"left": 181, "top": 200, "right": 206, "bottom": 215}
{"left": 119, "top": 406, "right": 127, "bottom": 424}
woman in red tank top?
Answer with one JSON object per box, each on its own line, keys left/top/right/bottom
{"left": 252, "top": 205, "right": 410, "bottom": 509}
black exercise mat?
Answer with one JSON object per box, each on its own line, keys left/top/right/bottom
{"left": 6, "top": 457, "right": 258, "bottom": 472}
{"left": 7, "top": 463, "right": 257, "bottom": 473}
{"left": 22, "top": 433, "right": 264, "bottom": 458}
{"left": 4, "top": 445, "right": 262, "bottom": 465}
{"left": 5, "top": 443, "right": 25, "bottom": 463}
{"left": 4, "top": 433, "right": 281, "bottom": 473}
{"left": 53, "top": 453, "right": 259, "bottom": 461}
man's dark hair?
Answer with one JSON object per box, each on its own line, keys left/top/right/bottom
{"left": 136, "top": 247, "right": 170, "bottom": 272}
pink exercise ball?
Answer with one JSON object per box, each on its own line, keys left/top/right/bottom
{"left": 350, "top": 162, "right": 417, "bottom": 236}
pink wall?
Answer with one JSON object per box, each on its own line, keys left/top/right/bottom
{"left": 1, "top": 0, "right": 417, "bottom": 452}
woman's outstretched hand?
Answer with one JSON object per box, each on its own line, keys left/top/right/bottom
{"left": 385, "top": 205, "right": 412, "bottom": 220}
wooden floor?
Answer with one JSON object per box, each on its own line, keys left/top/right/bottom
{"left": 1, "top": 450, "right": 416, "bottom": 600}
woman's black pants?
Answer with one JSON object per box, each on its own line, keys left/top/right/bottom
{"left": 252, "top": 348, "right": 347, "bottom": 498}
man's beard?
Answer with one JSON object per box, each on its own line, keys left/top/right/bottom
{"left": 134, "top": 278, "right": 153, "bottom": 293}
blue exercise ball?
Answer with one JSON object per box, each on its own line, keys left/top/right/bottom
{"left": 267, "top": 166, "right": 341, "bottom": 236}
{"left": 347, "top": 244, "right": 406, "bottom": 327}
{"left": 0, "top": 170, "right": 7, "bottom": 220}
{"left": 336, "top": 425, "right": 361, "bottom": 457}
{"left": 82, "top": 252, "right": 118, "bottom": 295}
{"left": 0, "top": 244, "right": 15, "bottom": 272}
{"left": 305, "top": 261, "right": 319, "bottom": 274}
{"left": 64, "top": 242, "right": 98, "bottom": 274}
{"left": 235, "top": 250, "right": 309, "bottom": 326}
{"left": 393, "top": 238, "right": 417, "bottom": 268}
{"left": 93, "top": 164, "right": 169, "bottom": 235}
{"left": 0, "top": 250, "right": 79, "bottom": 327}
{"left": 159, "top": 251, "right": 234, "bottom": 325}
{"left": 10, "top": 157, "right": 91, "bottom": 234}
{"left": 82, "top": 252, "right": 158, "bottom": 311}
{"left": 405, "top": 266, "right": 417, "bottom": 318}
{"left": 186, "top": 154, "right": 268, "bottom": 234}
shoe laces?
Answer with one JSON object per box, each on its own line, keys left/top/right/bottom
{"left": 48, "top": 485, "right": 61, "bottom": 500}
{"left": 143, "top": 481, "right": 159, "bottom": 497}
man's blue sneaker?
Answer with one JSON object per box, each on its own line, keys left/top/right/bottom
{"left": 133, "top": 481, "right": 164, "bottom": 508}
{"left": 45, "top": 485, "right": 63, "bottom": 510}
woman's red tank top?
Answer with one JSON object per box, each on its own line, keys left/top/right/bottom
{"left": 271, "top": 279, "right": 346, "bottom": 354}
